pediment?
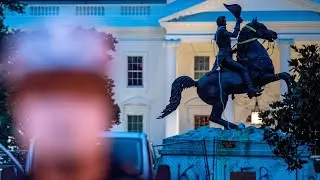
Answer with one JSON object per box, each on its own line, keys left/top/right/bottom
{"left": 159, "top": 0, "right": 207, "bottom": 22}
{"left": 120, "top": 96, "right": 151, "bottom": 107}
{"left": 167, "top": 10, "right": 320, "bottom": 23}
{"left": 184, "top": 97, "right": 207, "bottom": 106}
{"left": 286, "top": 0, "right": 320, "bottom": 11}
{"left": 212, "top": 0, "right": 318, "bottom": 12}
{"left": 160, "top": 0, "right": 320, "bottom": 24}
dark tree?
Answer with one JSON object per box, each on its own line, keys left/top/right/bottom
{"left": 66, "top": 26, "right": 121, "bottom": 131}
{"left": 67, "top": 26, "right": 121, "bottom": 131}
{"left": 105, "top": 77, "right": 121, "bottom": 130}
{"left": 0, "top": 2, "right": 120, "bottom": 148}
{"left": 0, "top": 0, "right": 26, "bottom": 148}
{"left": 260, "top": 44, "right": 320, "bottom": 171}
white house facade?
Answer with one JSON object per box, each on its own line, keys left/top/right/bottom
{"left": 5, "top": 0, "right": 320, "bottom": 145}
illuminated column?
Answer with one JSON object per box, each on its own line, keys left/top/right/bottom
{"left": 222, "top": 39, "right": 237, "bottom": 123}
{"left": 278, "top": 38, "right": 294, "bottom": 98}
{"left": 165, "top": 39, "right": 180, "bottom": 137}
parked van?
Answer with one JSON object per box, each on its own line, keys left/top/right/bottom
{"left": 24, "top": 132, "right": 170, "bottom": 180}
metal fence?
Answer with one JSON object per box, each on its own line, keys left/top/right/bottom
{"left": 153, "top": 139, "right": 317, "bottom": 180}
{"left": 154, "top": 140, "right": 210, "bottom": 180}
{"left": 0, "top": 142, "right": 318, "bottom": 180}
{"left": 0, "top": 150, "right": 27, "bottom": 167}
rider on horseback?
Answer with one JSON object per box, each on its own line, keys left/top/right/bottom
{"left": 209, "top": 16, "right": 261, "bottom": 99}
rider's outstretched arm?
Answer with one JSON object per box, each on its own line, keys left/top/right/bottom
{"left": 223, "top": 20, "right": 241, "bottom": 38}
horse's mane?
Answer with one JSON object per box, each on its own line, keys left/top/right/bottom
{"left": 241, "top": 18, "right": 258, "bottom": 33}
{"left": 238, "top": 18, "right": 258, "bottom": 42}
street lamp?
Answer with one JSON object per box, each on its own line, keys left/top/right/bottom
{"left": 251, "top": 97, "right": 262, "bottom": 125}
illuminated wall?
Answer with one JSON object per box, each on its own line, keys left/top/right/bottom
{"left": 176, "top": 42, "right": 223, "bottom": 133}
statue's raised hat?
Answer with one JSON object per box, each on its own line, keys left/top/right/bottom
{"left": 223, "top": 3, "right": 242, "bottom": 19}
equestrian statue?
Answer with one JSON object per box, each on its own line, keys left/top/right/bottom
{"left": 157, "top": 4, "right": 292, "bottom": 129}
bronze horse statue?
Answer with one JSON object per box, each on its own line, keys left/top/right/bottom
{"left": 157, "top": 18, "right": 292, "bottom": 129}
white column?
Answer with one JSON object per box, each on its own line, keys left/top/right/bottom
{"left": 222, "top": 39, "right": 237, "bottom": 123}
{"left": 165, "top": 39, "right": 180, "bottom": 137}
{"left": 278, "top": 38, "right": 294, "bottom": 97}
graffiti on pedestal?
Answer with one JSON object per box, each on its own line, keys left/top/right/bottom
{"left": 177, "top": 164, "right": 200, "bottom": 180}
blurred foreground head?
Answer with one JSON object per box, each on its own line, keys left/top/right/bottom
{"left": 5, "top": 26, "right": 114, "bottom": 180}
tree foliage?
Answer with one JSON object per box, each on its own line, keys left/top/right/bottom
{"left": 260, "top": 44, "right": 320, "bottom": 171}
{"left": 0, "top": 2, "right": 120, "bottom": 148}
{"left": 0, "top": 1, "right": 25, "bottom": 34}
{"left": 0, "top": 0, "right": 26, "bottom": 148}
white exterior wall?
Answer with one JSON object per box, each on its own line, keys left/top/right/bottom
{"left": 107, "top": 28, "right": 167, "bottom": 145}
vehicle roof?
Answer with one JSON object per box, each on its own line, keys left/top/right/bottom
{"left": 99, "top": 131, "right": 148, "bottom": 139}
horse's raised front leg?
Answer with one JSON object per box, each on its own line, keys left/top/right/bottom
{"left": 209, "top": 96, "right": 238, "bottom": 130}
{"left": 259, "top": 72, "right": 292, "bottom": 95}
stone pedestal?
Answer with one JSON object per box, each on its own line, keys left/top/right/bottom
{"left": 158, "top": 127, "right": 314, "bottom": 180}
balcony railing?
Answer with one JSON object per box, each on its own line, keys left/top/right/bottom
{"left": 5, "top": 4, "right": 152, "bottom": 17}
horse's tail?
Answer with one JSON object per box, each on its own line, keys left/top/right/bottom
{"left": 157, "top": 76, "right": 197, "bottom": 119}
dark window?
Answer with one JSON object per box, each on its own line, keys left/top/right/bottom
{"left": 127, "top": 56, "right": 143, "bottom": 87}
{"left": 107, "top": 138, "right": 143, "bottom": 177}
{"left": 194, "top": 115, "right": 210, "bottom": 129}
{"left": 127, "top": 115, "right": 143, "bottom": 132}
{"left": 194, "top": 56, "right": 210, "bottom": 79}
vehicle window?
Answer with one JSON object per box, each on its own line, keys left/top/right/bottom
{"left": 108, "top": 138, "right": 143, "bottom": 176}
